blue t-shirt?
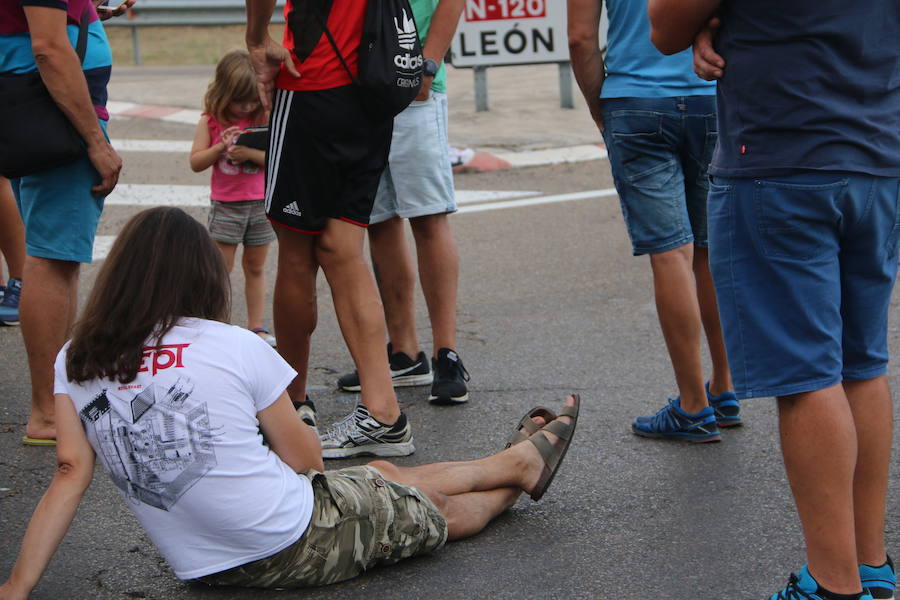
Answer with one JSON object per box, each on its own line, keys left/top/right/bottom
{"left": 0, "top": 0, "right": 112, "bottom": 120}
{"left": 602, "top": 0, "right": 714, "bottom": 99}
{"left": 710, "top": 0, "right": 900, "bottom": 178}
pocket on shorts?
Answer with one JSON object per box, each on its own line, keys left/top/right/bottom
{"left": 606, "top": 111, "right": 675, "bottom": 191}
{"left": 753, "top": 178, "right": 846, "bottom": 261}
{"left": 884, "top": 183, "right": 900, "bottom": 258}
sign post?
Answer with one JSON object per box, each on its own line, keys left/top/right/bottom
{"left": 450, "top": 0, "right": 570, "bottom": 111}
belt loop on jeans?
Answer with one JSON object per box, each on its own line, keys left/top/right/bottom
{"left": 677, "top": 96, "right": 688, "bottom": 112}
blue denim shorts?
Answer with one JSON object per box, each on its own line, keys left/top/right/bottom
{"left": 708, "top": 172, "right": 900, "bottom": 399}
{"left": 370, "top": 91, "right": 456, "bottom": 225}
{"left": 11, "top": 119, "right": 108, "bottom": 263}
{"left": 601, "top": 96, "right": 717, "bottom": 255}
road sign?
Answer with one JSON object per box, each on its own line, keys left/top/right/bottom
{"left": 449, "top": 0, "right": 567, "bottom": 67}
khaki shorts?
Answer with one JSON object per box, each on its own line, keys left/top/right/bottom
{"left": 198, "top": 466, "right": 448, "bottom": 588}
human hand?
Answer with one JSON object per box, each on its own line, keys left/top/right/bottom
{"left": 226, "top": 144, "right": 252, "bottom": 164}
{"left": 93, "top": 0, "right": 135, "bottom": 21}
{"left": 247, "top": 36, "right": 300, "bottom": 112}
{"left": 415, "top": 76, "right": 433, "bottom": 102}
{"left": 693, "top": 17, "right": 725, "bottom": 80}
{"left": 88, "top": 140, "right": 122, "bottom": 197}
{"left": 220, "top": 126, "right": 242, "bottom": 147}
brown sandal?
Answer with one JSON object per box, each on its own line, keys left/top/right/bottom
{"left": 527, "top": 394, "right": 580, "bottom": 501}
{"left": 504, "top": 406, "right": 557, "bottom": 449}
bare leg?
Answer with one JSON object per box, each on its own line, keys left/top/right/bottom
{"left": 242, "top": 243, "right": 270, "bottom": 332}
{"left": 648, "top": 243, "right": 707, "bottom": 412}
{"left": 410, "top": 213, "right": 459, "bottom": 354}
{"left": 317, "top": 219, "right": 400, "bottom": 424}
{"left": 439, "top": 488, "right": 521, "bottom": 540}
{"left": 845, "top": 376, "right": 892, "bottom": 566}
{"left": 368, "top": 217, "right": 419, "bottom": 357}
{"left": 693, "top": 247, "right": 732, "bottom": 395}
{"left": 273, "top": 228, "right": 318, "bottom": 403}
{"left": 21, "top": 256, "right": 80, "bottom": 440}
{"left": 779, "top": 384, "right": 862, "bottom": 594}
{"left": 369, "top": 398, "right": 573, "bottom": 497}
{"left": 214, "top": 241, "right": 237, "bottom": 273}
{"left": 0, "top": 178, "right": 25, "bottom": 280}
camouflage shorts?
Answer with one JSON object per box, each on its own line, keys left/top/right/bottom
{"left": 198, "top": 465, "right": 448, "bottom": 588}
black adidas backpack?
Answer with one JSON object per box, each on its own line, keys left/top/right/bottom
{"left": 293, "top": 0, "right": 424, "bottom": 122}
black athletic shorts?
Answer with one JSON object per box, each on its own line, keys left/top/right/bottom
{"left": 265, "top": 85, "right": 393, "bottom": 234}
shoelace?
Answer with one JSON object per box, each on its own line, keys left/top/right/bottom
{"left": 439, "top": 355, "right": 470, "bottom": 382}
{"left": 646, "top": 399, "right": 681, "bottom": 432}
{"left": 772, "top": 574, "right": 818, "bottom": 600}
{"left": 321, "top": 409, "right": 361, "bottom": 440}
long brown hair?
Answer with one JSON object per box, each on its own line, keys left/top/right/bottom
{"left": 203, "top": 49, "right": 265, "bottom": 125}
{"left": 66, "top": 207, "right": 231, "bottom": 384}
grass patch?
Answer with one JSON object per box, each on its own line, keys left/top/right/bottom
{"left": 106, "top": 25, "right": 284, "bottom": 66}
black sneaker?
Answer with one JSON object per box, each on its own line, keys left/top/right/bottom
{"left": 292, "top": 395, "right": 318, "bottom": 434}
{"left": 429, "top": 348, "right": 470, "bottom": 405}
{"left": 336, "top": 343, "right": 433, "bottom": 392}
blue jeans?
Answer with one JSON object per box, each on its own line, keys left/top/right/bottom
{"left": 601, "top": 96, "right": 717, "bottom": 255}
{"left": 708, "top": 172, "right": 900, "bottom": 399}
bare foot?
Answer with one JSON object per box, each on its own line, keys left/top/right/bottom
{"left": 515, "top": 395, "right": 577, "bottom": 497}
{"left": 25, "top": 413, "right": 56, "bottom": 441}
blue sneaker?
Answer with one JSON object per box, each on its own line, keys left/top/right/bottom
{"left": 770, "top": 566, "right": 874, "bottom": 600}
{"left": 860, "top": 555, "right": 895, "bottom": 600}
{"left": 631, "top": 397, "right": 721, "bottom": 443}
{"left": 706, "top": 381, "right": 742, "bottom": 427}
{"left": 0, "top": 277, "right": 21, "bottom": 326}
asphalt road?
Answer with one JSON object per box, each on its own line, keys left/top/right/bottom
{"left": 1, "top": 68, "right": 899, "bottom": 600}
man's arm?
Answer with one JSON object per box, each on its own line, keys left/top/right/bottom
{"left": 416, "top": 0, "right": 465, "bottom": 101}
{"left": 646, "top": 0, "right": 720, "bottom": 55}
{"left": 567, "top": 0, "right": 604, "bottom": 131}
{"left": 24, "top": 5, "right": 122, "bottom": 196}
{"left": 244, "top": 0, "right": 299, "bottom": 112}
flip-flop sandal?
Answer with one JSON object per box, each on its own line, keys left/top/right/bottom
{"left": 527, "top": 394, "right": 580, "bottom": 501}
{"left": 22, "top": 436, "right": 56, "bottom": 447}
{"left": 504, "top": 406, "right": 557, "bottom": 449}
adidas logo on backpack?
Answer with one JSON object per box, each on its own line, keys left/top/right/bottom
{"left": 394, "top": 9, "right": 417, "bottom": 51}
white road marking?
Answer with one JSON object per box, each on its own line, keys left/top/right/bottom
{"left": 111, "top": 139, "right": 193, "bottom": 153}
{"left": 95, "top": 187, "right": 617, "bottom": 260}
{"left": 458, "top": 189, "right": 618, "bottom": 214}
{"left": 104, "top": 184, "right": 543, "bottom": 207}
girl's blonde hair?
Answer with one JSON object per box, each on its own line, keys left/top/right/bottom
{"left": 203, "top": 49, "right": 265, "bottom": 125}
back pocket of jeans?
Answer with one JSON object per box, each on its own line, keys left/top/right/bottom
{"left": 753, "top": 178, "right": 846, "bottom": 261}
{"left": 607, "top": 112, "right": 674, "bottom": 190}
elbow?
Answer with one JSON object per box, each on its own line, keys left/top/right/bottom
{"left": 30, "top": 38, "right": 71, "bottom": 66}
{"left": 567, "top": 32, "right": 594, "bottom": 58}
{"left": 649, "top": 29, "right": 685, "bottom": 55}
{"left": 188, "top": 158, "right": 205, "bottom": 173}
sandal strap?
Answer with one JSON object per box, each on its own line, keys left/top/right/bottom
{"left": 541, "top": 418, "right": 573, "bottom": 441}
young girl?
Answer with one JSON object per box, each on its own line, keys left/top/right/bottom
{"left": 190, "top": 49, "right": 275, "bottom": 346}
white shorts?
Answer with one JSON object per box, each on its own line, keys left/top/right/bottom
{"left": 369, "top": 91, "right": 456, "bottom": 224}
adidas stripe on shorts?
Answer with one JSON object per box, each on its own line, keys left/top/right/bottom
{"left": 265, "top": 85, "right": 393, "bottom": 234}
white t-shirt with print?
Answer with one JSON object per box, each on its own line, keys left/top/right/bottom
{"left": 54, "top": 318, "right": 313, "bottom": 580}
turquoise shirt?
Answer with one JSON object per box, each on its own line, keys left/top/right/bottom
{"left": 601, "top": 0, "right": 714, "bottom": 98}
{"left": 410, "top": 0, "right": 447, "bottom": 94}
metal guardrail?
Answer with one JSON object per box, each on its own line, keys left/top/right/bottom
{"left": 104, "top": 0, "right": 287, "bottom": 65}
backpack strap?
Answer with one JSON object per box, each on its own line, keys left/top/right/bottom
{"left": 312, "top": 4, "right": 359, "bottom": 84}
{"left": 75, "top": 7, "right": 91, "bottom": 65}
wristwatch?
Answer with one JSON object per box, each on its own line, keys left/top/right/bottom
{"left": 423, "top": 58, "right": 438, "bottom": 77}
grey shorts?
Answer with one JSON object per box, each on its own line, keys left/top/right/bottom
{"left": 197, "top": 466, "right": 448, "bottom": 588}
{"left": 207, "top": 199, "right": 276, "bottom": 246}
{"left": 369, "top": 91, "right": 456, "bottom": 225}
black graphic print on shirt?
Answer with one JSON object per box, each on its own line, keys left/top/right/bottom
{"left": 79, "top": 376, "right": 220, "bottom": 511}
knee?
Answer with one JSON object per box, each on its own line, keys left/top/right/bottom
{"left": 410, "top": 214, "right": 447, "bottom": 242}
{"left": 649, "top": 244, "right": 693, "bottom": 268}
{"left": 368, "top": 459, "right": 400, "bottom": 479}
{"left": 242, "top": 257, "right": 265, "bottom": 278}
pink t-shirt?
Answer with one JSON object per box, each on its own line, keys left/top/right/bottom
{"left": 207, "top": 114, "right": 265, "bottom": 203}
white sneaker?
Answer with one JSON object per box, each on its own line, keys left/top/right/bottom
{"left": 319, "top": 405, "right": 415, "bottom": 459}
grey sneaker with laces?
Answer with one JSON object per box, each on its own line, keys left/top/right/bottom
{"left": 319, "top": 404, "right": 415, "bottom": 459}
